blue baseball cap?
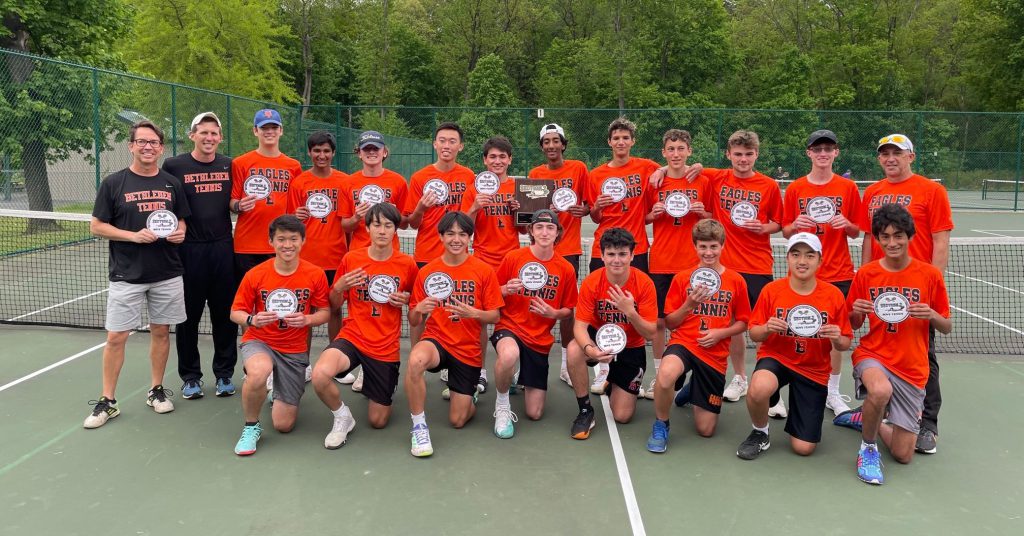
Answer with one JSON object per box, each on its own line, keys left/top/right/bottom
{"left": 358, "top": 131, "right": 386, "bottom": 149}
{"left": 254, "top": 109, "right": 282, "bottom": 128}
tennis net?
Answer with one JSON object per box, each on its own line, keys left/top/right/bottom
{"left": 2, "top": 209, "right": 1021, "bottom": 355}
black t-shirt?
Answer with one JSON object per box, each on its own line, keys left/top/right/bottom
{"left": 162, "top": 153, "right": 233, "bottom": 243}
{"left": 92, "top": 168, "right": 192, "bottom": 284}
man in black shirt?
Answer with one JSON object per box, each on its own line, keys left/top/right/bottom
{"left": 85, "top": 120, "right": 191, "bottom": 429}
{"left": 162, "top": 112, "right": 237, "bottom": 400}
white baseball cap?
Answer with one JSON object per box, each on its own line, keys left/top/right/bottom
{"left": 877, "top": 133, "right": 914, "bottom": 153}
{"left": 787, "top": 232, "right": 822, "bottom": 253}
{"left": 539, "top": 123, "right": 566, "bottom": 141}
{"left": 190, "top": 111, "right": 221, "bottom": 132}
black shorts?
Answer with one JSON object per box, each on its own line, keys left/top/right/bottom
{"left": 490, "top": 329, "right": 551, "bottom": 390}
{"left": 562, "top": 254, "right": 581, "bottom": 281}
{"left": 663, "top": 344, "right": 725, "bottom": 414}
{"left": 755, "top": 357, "right": 828, "bottom": 443}
{"left": 325, "top": 338, "right": 400, "bottom": 406}
{"left": 416, "top": 261, "right": 428, "bottom": 269}
{"left": 829, "top": 279, "right": 852, "bottom": 298}
{"left": 324, "top": 270, "right": 337, "bottom": 286}
{"left": 588, "top": 252, "right": 649, "bottom": 275}
{"left": 423, "top": 338, "right": 480, "bottom": 396}
{"left": 739, "top": 272, "right": 773, "bottom": 308}
{"left": 585, "top": 326, "right": 646, "bottom": 396}
{"left": 650, "top": 273, "right": 675, "bottom": 318}
{"left": 234, "top": 253, "right": 274, "bottom": 283}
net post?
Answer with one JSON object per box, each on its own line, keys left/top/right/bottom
{"left": 92, "top": 68, "right": 101, "bottom": 192}
{"left": 1015, "top": 113, "right": 1023, "bottom": 212}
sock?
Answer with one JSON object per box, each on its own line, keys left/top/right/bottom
{"left": 861, "top": 439, "right": 876, "bottom": 449}
{"left": 577, "top": 396, "right": 592, "bottom": 412}
{"left": 411, "top": 412, "right": 426, "bottom": 426}
{"left": 754, "top": 423, "right": 769, "bottom": 434}
{"left": 598, "top": 363, "right": 609, "bottom": 376}
{"left": 496, "top": 391, "right": 510, "bottom": 407}
{"left": 659, "top": 418, "right": 670, "bottom": 428}
{"left": 479, "top": 368, "right": 488, "bottom": 381}
{"left": 828, "top": 373, "right": 841, "bottom": 392}
{"left": 561, "top": 347, "right": 568, "bottom": 369}
{"left": 331, "top": 402, "right": 347, "bottom": 418}
{"left": 245, "top": 421, "right": 258, "bottom": 427}
{"left": 653, "top": 358, "right": 661, "bottom": 373}
{"left": 107, "top": 398, "right": 117, "bottom": 405}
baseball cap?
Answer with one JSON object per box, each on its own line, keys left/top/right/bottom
{"left": 190, "top": 112, "right": 221, "bottom": 132}
{"left": 786, "top": 232, "right": 822, "bottom": 253}
{"left": 254, "top": 109, "right": 282, "bottom": 128}
{"left": 539, "top": 123, "right": 566, "bottom": 142}
{"left": 530, "top": 209, "right": 562, "bottom": 229}
{"left": 877, "top": 133, "right": 914, "bottom": 153}
{"left": 806, "top": 129, "right": 838, "bottom": 147}
{"left": 358, "top": 131, "right": 386, "bottom": 149}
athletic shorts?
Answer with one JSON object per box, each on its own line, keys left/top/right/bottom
{"left": 829, "top": 280, "right": 852, "bottom": 298}
{"left": 650, "top": 273, "right": 675, "bottom": 318}
{"left": 755, "top": 357, "right": 828, "bottom": 443}
{"left": 416, "top": 261, "right": 428, "bottom": 269}
{"left": 739, "top": 272, "right": 773, "bottom": 308}
{"left": 105, "top": 276, "right": 187, "bottom": 332}
{"left": 325, "top": 338, "right": 400, "bottom": 406}
{"left": 853, "top": 358, "right": 925, "bottom": 434}
{"left": 562, "top": 254, "right": 581, "bottom": 281}
{"left": 588, "top": 252, "right": 649, "bottom": 275}
{"left": 235, "top": 253, "right": 274, "bottom": 283}
{"left": 324, "top": 270, "right": 337, "bottom": 286}
{"left": 663, "top": 344, "right": 725, "bottom": 414}
{"left": 585, "top": 326, "right": 645, "bottom": 396}
{"left": 423, "top": 338, "right": 480, "bottom": 396}
{"left": 240, "top": 340, "right": 308, "bottom": 407}
{"left": 490, "top": 329, "right": 551, "bottom": 390}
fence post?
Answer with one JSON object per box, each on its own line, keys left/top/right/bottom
{"left": 432, "top": 108, "right": 438, "bottom": 162}
{"left": 92, "top": 68, "right": 101, "bottom": 192}
{"left": 523, "top": 108, "right": 531, "bottom": 171}
{"left": 715, "top": 109, "right": 724, "bottom": 165}
{"left": 1015, "top": 113, "right": 1023, "bottom": 212}
{"left": 335, "top": 103, "right": 342, "bottom": 170}
{"left": 225, "top": 95, "right": 232, "bottom": 156}
{"left": 170, "top": 85, "right": 177, "bottom": 156}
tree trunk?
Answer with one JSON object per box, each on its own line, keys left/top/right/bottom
{"left": 23, "top": 139, "right": 61, "bottom": 233}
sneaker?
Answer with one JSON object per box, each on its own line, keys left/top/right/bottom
{"left": 215, "top": 377, "right": 236, "bottom": 397}
{"left": 723, "top": 375, "right": 748, "bottom": 402}
{"left": 857, "top": 443, "right": 884, "bottom": 484}
{"left": 642, "top": 378, "right": 656, "bottom": 400}
{"left": 439, "top": 368, "right": 449, "bottom": 383}
{"left": 234, "top": 423, "right": 262, "bottom": 456}
{"left": 768, "top": 399, "right": 788, "bottom": 419}
{"left": 590, "top": 371, "right": 608, "bottom": 395}
{"left": 304, "top": 364, "right": 312, "bottom": 383}
{"left": 826, "top": 392, "right": 852, "bottom": 415}
{"left": 559, "top": 367, "right": 573, "bottom": 387}
{"left": 324, "top": 406, "right": 357, "bottom": 449}
{"left": 916, "top": 429, "right": 938, "bottom": 455}
{"left": 410, "top": 423, "right": 433, "bottom": 457}
{"left": 673, "top": 381, "right": 692, "bottom": 407}
{"left": 336, "top": 371, "right": 357, "bottom": 385}
{"left": 441, "top": 387, "right": 450, "bottom": 400}
{"left": 146, "top": 385, "right": 175, "bottom": 414}
{"left": 83, "top": 397, "right": 120, "bottom": 429}
{"left": 493, "top": 405, "right": 518, "bottom": 439}
{"left": 570, "top": 408, "right": 597, "bottom": 440}
{"left": 736, "top": 429, "right": 771, "bottom": 460}
{"left": 181, "top": 380, "right": 203, "bottom": 399}
{"left": 646, "top": 420, "right": 669, "bottom": 453}
{"left": 833, "top": 407, "right": 864, "bottom": 432}
{"left": 476, "top": 370, "right": 488, "bottom": 394}
{"left": 351, "top": 368, "right": 364, "bottom": 393}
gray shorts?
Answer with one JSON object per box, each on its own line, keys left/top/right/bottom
{"left": 240, "top": 341, "right": 308, "bottom": 407}
{"left": 105, "top": 276, "right": 186, "bottom": 332}
{"left": 853, "top": 358, "right": 925, "bottom": 434}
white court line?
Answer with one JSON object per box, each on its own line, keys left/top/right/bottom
{"left": 0, "top": 341, "right": 107, "bottom": 393}
{"left": 599, "top": 395, "right": 646, "bottom": 536}
{"left": 946, "top": 271, "right": 1024, "bottom": 297}
{"left": 951, "top": 305, "right": 1024, "bottom": 336}
{"left": 970, "top": 229, "right": 1011, "bottom": 238}
{"left": 6, "top": 289, "right": 108, "bottom": 321}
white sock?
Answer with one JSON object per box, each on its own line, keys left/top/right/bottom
{"left": 828, "top": 373, "right": 841, "bottom": 393}
{"left": 754, "top": 423, "right": 769, "bottom": 434}
{"left": 598, "top": 363, "right": 609, "bottom": 376}
{"left": 496, "top": 391, "right": 510, "bottom": 407}
{"left": 653, "top": 357, "right": 662, "bottom": 373}
{"left": 479, "top": 368, "right": 488, "bottom": 381}
{"left": 411, "top": 412, "right": 426, "bottom": 426}
{"left": 331, "top": 402, "right": 346, "bottom": 418}
{"left": 561, "top": 347, "right": 568, "bottom": 369}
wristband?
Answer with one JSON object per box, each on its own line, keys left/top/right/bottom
{"left": 246, "top": 315, "right": 253, "bottom": 326}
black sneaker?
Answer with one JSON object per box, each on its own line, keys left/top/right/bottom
{"left": 736, "top": 429, "right": 770, "bottom": 460}
{"left": 570, "top": 408, "right": 596, "bottom": 440}
{"left": 915, "top": 429, "right": 938, "bottom": 454}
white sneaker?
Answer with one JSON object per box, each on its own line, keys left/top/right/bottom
{"left": 441, "top": 387, "right": 451, "bottom": 400}
{"left": 304, "top": 364, "right": 312, "bottom": 383}
{"left": 410, "top": 423, "right": 433, "bottom": 457}
{"left": 336, "top": 371, "right": 357, "bottom": 385}
{"left": 439, "top": 368, "right": 449, "bottom": 383}
{"left": 559, "top": 367, "right": 573, "bottom": 387}
{"left": 324, "top": 405, "right": 356, "bottom": 449}
{"left": 723, "top": 375, "right": 748, "bottom": 402}
{"left": 642, "top": 378, "right": 656, "bottom": 400}
{"left": 826, "top": 392, "right": 852, "bottom": 415}
{"left": 768, "top": 398, "right": 788, "bottom": 419}
{"left": 590, "top": 370, "right": 609, "bottom": 394}
{"left": 351, "top": 368, "right": 365, "bottom": 393}
{"left": 146, "top": 385, "right": 174, "bottom": 414}
{"left": 493, "top": 405, "right": 518, "bottom": 439}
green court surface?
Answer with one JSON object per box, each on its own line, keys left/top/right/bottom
{"left": 2, "top": 325, "right": 1022, "bottom": 535}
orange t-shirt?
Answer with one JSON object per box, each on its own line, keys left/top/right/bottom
{"left": 859, "top": 174, "right": 954, "bottom": 263}
{"left": 233, "top": 258, "right": 329, "bottom": 354}
{"left": 782, "top": 174, "right": 861, "bottom": 282}
{"left": 494, "top": 247, "right": 580, "bottom": 353}
{"left": 338, "top": 169, "right": 409, "bottom": 252}
{"left": 646, "top": 173, "right": 713, "bottom": 273}
{"left": 664, "top": 267, "right": 750, "bottom": 373}
{"left": 576, "top": 267, "right": 658, "bottom": 349}
{"left": 286, "top": 169, "right": 349, "bottom": 270}
{"left": 404, "top": 164, "right": 475, "bottom": 263}
{"left": 528, "top": 160, "right": 590, "bottom": 257}
{"left": 586, "top": 157, "right": 660, "bottom": 257}
{"left": 460, "top": 177, "right": 519, "bottom": 268}
{"left": 707, "top": 169, "right": 783, "bottom": 274}
{"left": 411, "top": 255, "right": 505, "bottom": 367}
{"left": 846, "top": 259, "right": 950, "bottom": 389}
{"left": 334, "top": 248, "right": 418, "bottom": 361}
{"left": 231, "top": 151, "right": 303, "bottom": 254}
{"left": 750, "top": 279, "right": 853, "bottom": 386}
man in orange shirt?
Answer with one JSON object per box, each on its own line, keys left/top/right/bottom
{"left": 229, "top": 215, "right": 330, "bottom": 456}
{"left": 339, "top": 131, "right": 409, "bottom": 252}
{"left": 645, "top": 220, "right": 749, "bottom": 453}
{"left": 858, "top": 133, "right": 954, "bottom": 455}
{"left": 845, "top": 203, "right": 951, "bottom": 484}
{"left": 491, "top": 210, "right": 579, "bottom": 438}
{"left": 405, "top": 212, "right": 504, "bottom": 457}
{"left": 566, "top": 228, "right": 658, "bottom": 439}
{"left": 781, "top": 129, "right": 861, "bottom": 415}
{"left": 528, "top": 123, "right": 590, "bottom": 387}
{"left": 311, "top": 204, "right": 418, "bottom": 449}
{"left": 737, "top": 233, "right": 852, "bottom": 460}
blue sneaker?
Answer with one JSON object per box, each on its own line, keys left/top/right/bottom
{"left": 833, "top": 407, "right": 864, "bottom": 431}
{"left": 647, "top": 420, "right": 669, "bottom": 453}
{"left": 234, "top": 423, "right": 262, "bottom": 456}
{"left": 215, "top": 377, "right": 235, "bottom": 397}
{"left": 673, "top": 381, "right": 692, "bottom": 407}
{"left": 857, "top": 443, "right": 884, "bottom": 485}
{"left": 181, "top": 380, "right": 203, "bottom": 400}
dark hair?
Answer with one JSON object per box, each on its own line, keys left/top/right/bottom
{"left": 599, "top": 227, "right": 636, "bottom": 253}
{"left": 527, "top": 219, "right": 563, "bottom": 245}
{"left": 482, "top": 136, "right": 513, "bottom": 157}
{"left": 692, "top": 218, "right": 725, "bottom": 244}
{"left": 435, "top": 122, "right": 463, "bottom": 141}
{"left": 663, "top": 129, "right": 692, "bottom": 147}
{"left": 269, "top": 214, "right": 306, "bottom": 239}
{"left": 538, "top": 124, "right": 568, "bottom": 150}
{"left": 365, "top": 202, "right": 401, "bottom": 228}
{"left": 437, "top": 211, "right": 474, "bottom": 236}
{"left": 130, "top": 120, "right": 165, "bottom": 144}
{"left": 871, "top": 203, "right": 916, "bottom": 239}
{"left": 607, "top": 117, "right": 636, "bottom": 140}
{"left": 307, "top": 130, "right": 336, "bottom": 151}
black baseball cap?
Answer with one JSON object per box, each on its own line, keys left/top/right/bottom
{"left": 531, "top": 209, "right": 562, "bottom": 229}
{"left": 806, "top": 129, "right": 838, "bottom": 147}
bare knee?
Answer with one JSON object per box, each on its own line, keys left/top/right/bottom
{"left": 526, "top": 407, "right": 543, "bottom": 421}
{"left": 368, "top": 415, "right": 389, "bottom": 429}
{"left": 106, "top": 331, "right": 130, "bottom": 348}
{"left": 892, "top": 449, "right": 914, "bottom": 464}
{"left": 695, "top": 423, "right": 716, "bottom": 438}
{"left": 273, "top": 418, "right": 296, "bottom": 433}
{"left": 791, "top": 442, "right": 817, "bottom": 456}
